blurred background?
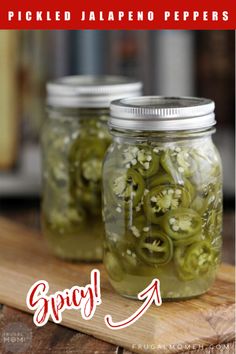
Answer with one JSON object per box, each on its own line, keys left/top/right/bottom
{"left": 0, "top": 30, "right": 234, "bottom": 262}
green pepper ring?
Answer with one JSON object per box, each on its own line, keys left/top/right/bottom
{"left": 144, "top": 185, "right": 191, "bottom": 224}
{"left": 148, "top": 173, "right": 175, "bottom": 189}
{"left": 173, "top": 233, "right": 202, "bottom": 247}
{"left": 185, "top": 240, "right": 215, "bottom": 273}
{"left": 68, "top": 137, "right": 109, "bottom": 215}
{"left": 184, "top": 178, "right": 196, "bottom": 201}
{"left": 109, "top": 168, "right": 145, "bottom": 209}
{"left": 161, "top": 149, "right": 198, "bottom": 178}
{"left": 136, "top": 230, "right": 173, "bottom": 265}
{"left": 148, "top": 172, "right": 196, "bottom": 204}
{"left": 174, "top": 240, "right": 216, "bottom": 281}
{"left": 135, "top": 148, "right": 160, "bottom": 178}
{"left": 174, "top": 246, "right": 198, "bottom": 281}
{"left": 161, "top": 208, "right": 202, "bottom": 240}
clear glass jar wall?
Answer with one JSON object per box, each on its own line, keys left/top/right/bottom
{"left": 102, "top": 97, "right": 223, "bottom": 300}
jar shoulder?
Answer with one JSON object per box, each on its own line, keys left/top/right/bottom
{"left": 104, "top": 137, "right": 222, "bottom": 166}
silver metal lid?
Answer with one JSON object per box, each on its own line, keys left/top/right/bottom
{"left": 47, "top": 75, "right": 143, "bottom": 108}
{"left": 110, "top": 96, "right": 216, "bottom": 131}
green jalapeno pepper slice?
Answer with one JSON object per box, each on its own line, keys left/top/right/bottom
{"left": 68, "top": 135, "right": 110, "bottom": 215}
{"left": 110, "top": 168, "right": 145, "bottom": 209}
{"left": 136, "top": 229, "right": 173, "bottom": 265}
{"left": 122, "top": 145, "right": 160, "bottom": 178}
{"left": 42, "top": 131, "right": 69, "bottom": 187}
{"left": 174, "top": 247, "right": 196, "bottom": 281}
{"left": 174, "top": 240, "right": 217, "bottom": 281}
{"left": 162, "top": 208, "right": 202, "bottom": 240}
{"left": 173, "top": 233, "right": 202, "bottom": 247}
{"left": 70, "top": 139, "right": 107, "bottom": 187}
{"left": 144, "top": 185, "right": 191, "bottom": 223}
{"left": 135, "top": 147, "right": 160, "bottom": 178}
{"left": 191, "top": 183, "right": 221, "bottom": 216}
{"left": 148, "top": 174, "right": 175, "bottom": 189}
{"left": 192, "top": 147, "right": 221, "bottom": 184}
{"left": 69, "top": 126, "right": 110, "bottom": 183}
{"left": 161, "top": 148, "right": 197, "bottom": 178}
{"left": 148, "top": 173, "right": 195, "bottom": 203}
{"left": 184, "top": 178, "right": 196, "bottom": 201}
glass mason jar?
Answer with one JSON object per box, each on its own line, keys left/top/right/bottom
{"left": 103, "top": 96, "right": 223, "bottom": 300}
{"left": 41, "top": 76, "right": 142, "bottom": 261}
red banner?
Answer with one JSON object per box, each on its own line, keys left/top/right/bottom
{"left": 0, "top": 0, "right": 235, "bottom": 29}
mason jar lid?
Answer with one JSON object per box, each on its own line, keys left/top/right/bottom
{"left": 47, "top": 75, "right": 143, "bottom": 108}
{"left": 110, "top": 96, "right": 216, "bottom": 131}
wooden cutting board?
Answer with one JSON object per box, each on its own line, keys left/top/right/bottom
{"left": 0, "top": 217, "right": 234, "bottom": 354}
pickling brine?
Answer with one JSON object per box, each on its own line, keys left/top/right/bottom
{"left": 102, "top": 96, "right": 222, "bottom": 300}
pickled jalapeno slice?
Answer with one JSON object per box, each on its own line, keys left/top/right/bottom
{"left": 193, "top": 147, "right": 221, "bottom": 183}
{"left": 135, "top": 147, "right": 160, "bottom": 178}
{"left": 111, "top": 168, "right": 145, "bottom": 208}
{"left": 162, "top": 208, "right": 202, "bottom": 240}
{"left": 185, "top": 241, "right": 217, "bottom": 273}
{"left": 191, "top": 185, "right": 220, "bottom": 215}
{"left": 68, "top": 132, "right": 110, "bottom": 214}
{"left": 70, "top": 138, "right": 106, "bottom": 188}
{"left": 174, "top": 247, "right": 196, "bottom": 281}
{"left": 173, "top": 233, "right": 202, "bottom": 247}
{"left": 136, "top": 230, "right": 173, "bottom": 265}
{"left": 175, "top": 240, "right": 216, "bottom": 281}
{"left": 144, "top": 185, "right": 191, "bottom": 223}
{"left": 122, "top": 145, "right": 160, "bottom": 178}
{"left": 148, "top": 174, "right": 175, "bottom": 189}
{"left": 202, "top": 183, "right": 222, "bottom": 210}
{"left": 149, "top": 174, "right": 195, "bottom": 202}
{"left": 161, "top": 148, "right": 197, "bottom": 178}
{"left": 183, "top": 178, "right": 196, "bottom": 201}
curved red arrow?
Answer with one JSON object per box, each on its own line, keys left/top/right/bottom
{"left": 105, "top": 278, "right": 162, "bottom": 330}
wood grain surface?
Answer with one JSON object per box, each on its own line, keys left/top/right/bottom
{"left": 0, "top": 217, "right": 235, "bottom": 354}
